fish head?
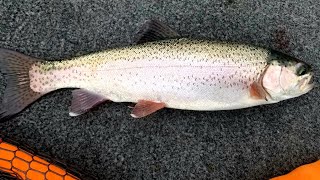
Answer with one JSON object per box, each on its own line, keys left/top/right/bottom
{"left": 262, "top": 51, "right": 314, "bottom": 101}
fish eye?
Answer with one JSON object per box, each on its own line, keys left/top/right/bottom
{"left": 295, "top": 63, "right": 308, "bottom": 76}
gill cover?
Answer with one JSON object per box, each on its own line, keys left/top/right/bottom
{"left": 262, "top": 51, "right": 313, "bottom": 101}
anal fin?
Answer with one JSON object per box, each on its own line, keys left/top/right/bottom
{"left": 69, "top": 89, "right": 108, "bottom": 116}
{"left": 131, "top": 100, "right": 165, "bottom": 118}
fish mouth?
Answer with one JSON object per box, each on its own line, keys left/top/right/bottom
{"left": 299, "top": 74, "right": 314, "bottom": 92}
{"left": 308, "top": 74, "right": 314, "bottom": 85}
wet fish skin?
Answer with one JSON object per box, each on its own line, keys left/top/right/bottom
{"left": 30, "top": 38, "right": 271, "bottom": 110}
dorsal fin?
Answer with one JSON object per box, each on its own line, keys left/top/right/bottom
{"left": 134, "top": 20, "right": 180, "bottom": 44}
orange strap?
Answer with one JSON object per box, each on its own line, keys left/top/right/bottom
{"left": 0, "top": 138, "right": 80, "bottom": 180}
{"left": 271, "top": 160, "right": 320, "bottom": 180}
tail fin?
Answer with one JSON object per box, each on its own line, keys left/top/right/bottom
{"left": 0, "top": 48, "right": 43, "bottom": 121}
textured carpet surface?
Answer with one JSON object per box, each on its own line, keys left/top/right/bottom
{"left": 0, "top": 0, "right": 319, "bottom": 179}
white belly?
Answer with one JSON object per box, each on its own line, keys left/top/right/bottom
{"left": 90, "top": 58, "right": 268, "bottom": 111}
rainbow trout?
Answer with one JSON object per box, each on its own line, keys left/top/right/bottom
{"left": 0, "top": 20, "right": 314, "bottom": 119}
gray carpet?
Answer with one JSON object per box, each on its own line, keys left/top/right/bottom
{"left": 0, "top": 0, "right": 319, "bottom": 179}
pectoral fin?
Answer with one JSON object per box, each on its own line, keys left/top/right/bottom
{"left": 130, "top": 100, "right": 166, "bottom": 118}
{"left": 249, "top": 82, "right": 268, "bottom": 100}
{"left": 69, "top": 89, "right": 108, "bottom": 116}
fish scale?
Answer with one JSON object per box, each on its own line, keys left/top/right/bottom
{"left": 29, "top": 39, "right": 268, "bottom": 110}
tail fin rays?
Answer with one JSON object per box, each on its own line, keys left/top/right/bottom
{"left": 0, "top": 49, "right": 43, "bottom": 121}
